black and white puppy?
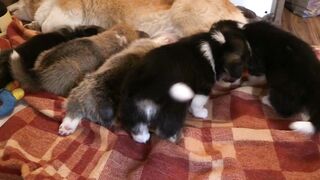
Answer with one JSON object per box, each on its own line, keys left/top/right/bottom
{"left": 0, "top": 25, "right": 104, "bottom": 88}
{"left": 119, "top": 22, "right": 250, "bottom": 143}
{"left": 242, "top": 21, "right": 320, "bottom": 135}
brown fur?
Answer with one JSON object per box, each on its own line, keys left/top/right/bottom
{"left": 12, "top": 24, "right": 144, "bottom": 96}
{"left": 10, "top": 0, "right": 246, "bottom": 37}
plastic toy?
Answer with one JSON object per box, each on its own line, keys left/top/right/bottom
{"left": 0, "top": 81, "right": 24, "bottom": 117}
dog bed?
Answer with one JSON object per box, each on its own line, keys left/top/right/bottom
{"left": 1, "top": 19, "right": 320, "bottom": 180}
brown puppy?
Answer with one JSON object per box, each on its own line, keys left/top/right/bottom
{"left": 11, "top": 24, "right": 147, "bottom": 96}
{"left": 59, "top": 34, "right": 177, "bottom": 136}
{"left": 8, "top": 0, "right": 247, "bottom": 36}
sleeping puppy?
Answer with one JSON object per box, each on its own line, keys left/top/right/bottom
{"left": 59, "top": 34, "right": 178, "bottom": 136}
{"left": 119, "top": 22, "right": 251, "bottom": 143}
{"left": 11, "top": 24, "right": 147, "bottom": 96}
{"left": 0, "top": 25, "right": 104, "bottom": 88}
{"left": 242, "top": 21, "right": 320, "bottom": 135}
{"left": 8, "top": 0, "right": 246, "bottom": 37}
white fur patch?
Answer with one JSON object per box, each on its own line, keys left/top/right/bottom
{"left": 40, "top": 4, "right": 83, "bottom": 32}
{"left": 59, "top": 116, "right": 82, "bottom": 136}
{"left": 137, "top": 100, "right": 158, "bottom": 121}
{"left": 211, "top": 31, "right": 226, "bottom": 44}
{"left": 289, "top": 121, "right": 316, "bottom": 135}
{"left": 10, "top": 50, "right": 20, "bottom": 61}
{"left": 132, "top": 123, "right": 150, "bottom": 143}
{"left": 200, "top": 41, "right": 216, "bottom": 80}
{"left": 115, "top": 34, "right": 128, "bottom": 46}
{"left": 169, "top": 83, "right": 194, "bottom": 102}
{"left": 190, "top": 94, "right": 209, "bottom": 119}
{"left": 237, "top": 22, "right": 245, "bottom": 29}
{"left": 168, "top": 134, "right": 178, "bottom": 143}
{"left": 261, "top": 95, "right": 272, "bottom": 107}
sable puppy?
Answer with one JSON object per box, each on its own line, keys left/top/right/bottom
{"left": 0, "top": 25, "right": 104, "bottom": 88}
{"left": 11, "top": 24, "right": 146, "bottom": 96}
{"left": 119, "top": 22, "right": 250, "bottom": 143}
{"left": 59, "top": 34, "right": 177, "bottom": 136}
{"left": 242, "top": 21, "right": 320, "bottom": 135}
{"left": 8, "top": 0, "right": 246, "bottom": 37}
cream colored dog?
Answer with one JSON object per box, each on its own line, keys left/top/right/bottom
{"left": 8, "top": 0, "right": 247, "bottom": 37}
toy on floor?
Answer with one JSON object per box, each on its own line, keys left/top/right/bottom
{"left": 0, "top": 81, "right": 24, "bottom": 117}
{"left": 0, "top": 1, "right": 12, "bottom": 36}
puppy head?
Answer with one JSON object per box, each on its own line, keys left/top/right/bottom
{"left": 210, "top": 20, "right": 250, "bottom": 82}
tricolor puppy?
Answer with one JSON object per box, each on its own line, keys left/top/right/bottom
{"left": 119, "top": 22, "right": 251, "bottom": 143}
{"left": 0, "top": 25, "right": 104, "bottom": 88}
{"left": 11, "top": 24, "right": 147, "bottom": 96}
{"left": 59, "top": 34, "right": 178, "bottom": 136}
{"left": 8, "top": 0, "right": 247, "bottom": 37}
{"left": 242, "top": 21, "right": 320, "bottom": 136}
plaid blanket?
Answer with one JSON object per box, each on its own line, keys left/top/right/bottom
{"left": 1, "top": 21, "right": 320, "bottom": 180}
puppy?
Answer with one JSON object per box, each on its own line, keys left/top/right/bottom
{"left": 242, "top": 21, "right": 320, "bottom": 135}
{"left": 8, "top": 0, "right": 247, "bottom": 37}
{"left": 0, "top": 25, "right": 104, "bottom": 88}
{"left": 11, "top": 24, "right": 147, "bottom": 96}
{"left": 59, "top": 34, "right": 178, "bottom": 136}
{"left": 119, "top": 22, "right": 250, "bottom": 143}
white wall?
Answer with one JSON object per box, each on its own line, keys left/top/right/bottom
{"left": 230, "top": 0, "right": 276, "bottom": 17}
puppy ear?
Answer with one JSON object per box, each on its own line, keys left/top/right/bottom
{"left": 79, "top": 25, "right": 105, "bottom": 36}
{"left": 136, "top": 30, "right": 150, "bottom": 38}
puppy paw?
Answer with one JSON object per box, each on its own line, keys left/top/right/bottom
{"left": 261, "top": 95, "right": 272, "bottom": 107}
{"left": 58, "top": 116, "right": 81, "bottom": 136}
{"left": 192, "top": 108, "right": 208, "bottom": 119}
{"left": 289, "top": 121, "right": 316, "bottom": 135}
{"left": 168, "top": 134, "right": 179, "bottom": 143}
{"left": 132, "top": 131, "right": 150, "bottom": 143}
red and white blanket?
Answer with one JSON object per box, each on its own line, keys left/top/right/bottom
{"left": 1, "top": 20, "right": 320, "bottom": 179}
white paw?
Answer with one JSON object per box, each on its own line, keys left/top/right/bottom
{"left": 261, "top": 95, "right": 272, "bottom": 107}
{"left": 289, "top": 121, "right": 316, "bottom": 135}
{"left": 168, "top": 134, "right": 178, "bottom": 143}
{"left": 132, "top": 131, "right": 150, "bottom": 143}
{"left": 192, "top": 108, "right": 208, "bottom": 119}
{"left": 58, "top": 116, "right": 81, "bottom": 136}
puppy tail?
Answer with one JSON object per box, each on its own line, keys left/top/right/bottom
{"left": 169, "top": 82, "right": 194, "bottom": 102}
{"left": 9, "top": 50, "right": 40, "bottom": 91}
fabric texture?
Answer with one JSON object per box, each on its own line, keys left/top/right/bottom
{"left": 1, "top": 20, "right": 320, "bottom": 180}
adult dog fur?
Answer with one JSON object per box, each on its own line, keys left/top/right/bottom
{"left": 59, "top": 34, "right": 178, "bottom": 136}
{"left": 8, "top": 0, "right": 247, "bottom": 36}
{"left": 119, "top": 21, "right": 250, "bottom": 143}
{"left": 0, "top": 25, "right": 103, "bottom": 88}
{"left": 242, "top": 21, "right": 320, "bottom": 135}
{"left": 11, "top": 24, "right": 146, "bottom": 96}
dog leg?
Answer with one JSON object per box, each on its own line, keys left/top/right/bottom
{"left": 189, "top": 94, "right": 209, "bottom": 119}
{"left": 242, "top": 75, "right": 266, "bottom": 86}
{"left": 131, "top": 123, "right": 150, "bottom": 143}
{"left": 59, "top": 116, "right": 82, "bottom": 136}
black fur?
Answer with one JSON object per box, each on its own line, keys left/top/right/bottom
{"left": 119, "top": 23, "right": 250, "bottom": 142}
{"left": 243, "top": 21, "right": 320, "bottom": 131}
{"left": 0, "top": 25, "right": 104, "bottom": 88}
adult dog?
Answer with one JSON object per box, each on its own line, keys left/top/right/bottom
{"left": 8, "top": 0, "right": 247, "bottom": 37}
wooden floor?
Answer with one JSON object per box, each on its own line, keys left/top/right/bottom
{"left": 282, "top": 8, "right": 320, "bottom": 45}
